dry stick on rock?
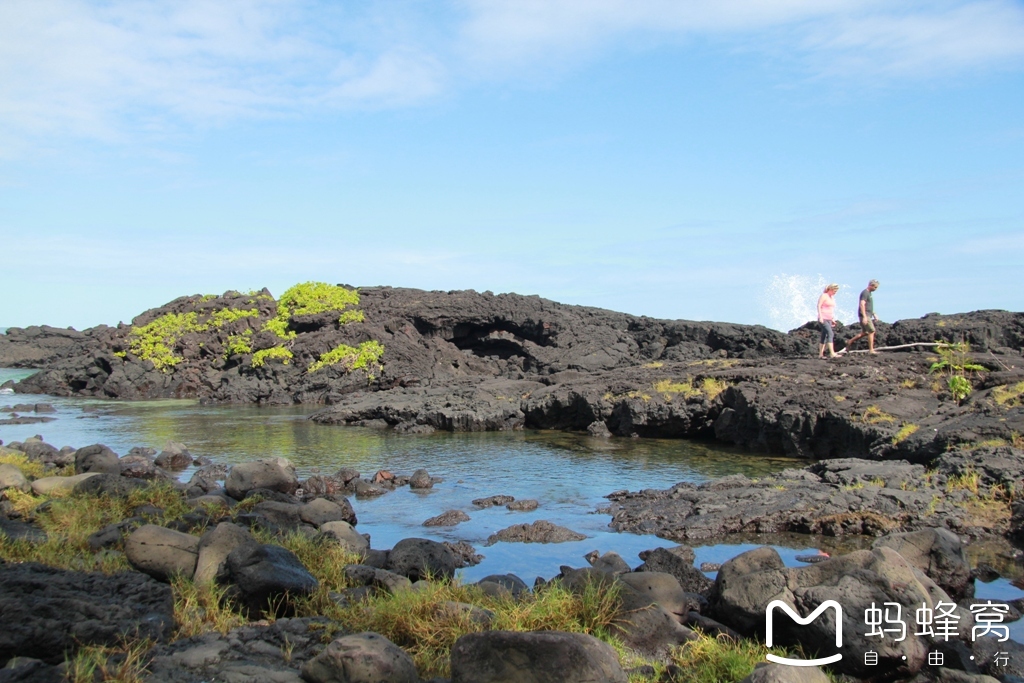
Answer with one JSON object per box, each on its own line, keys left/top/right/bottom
{"left": 836, "top": 342, "right": 941, "bottom": 356}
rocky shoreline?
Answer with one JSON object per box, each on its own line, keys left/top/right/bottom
{"left": 2, "top": 284, "right": 1024, "bottom": 681}
{"left": 1, "top": 439, "right": 1022, "bottom": 683}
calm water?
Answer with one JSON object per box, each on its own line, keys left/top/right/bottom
{"left": 3, "top": 367, "right": 1022, "bottom": 641}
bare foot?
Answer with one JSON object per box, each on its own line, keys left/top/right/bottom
{"left": 869, "top": 351, "right": 878, "bottom": 355}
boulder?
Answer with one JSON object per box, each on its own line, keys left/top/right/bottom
{"left": 636, "top": 546, "right": 713, "bottom": 594}
{"left": 472, "top": 495, "right": 515, "bottom": 508}
{"left": 386, "top": 538, "right": 457, "bottom": 581}
{"left": 450, "top": 630, "right": 628, "bottom": 683}
{"left": 0, "top": 562, "right": 174, "bottom": 664}
{"left": 195, "top": 522, "right": 257, "bottom": 584}
{"left": 476, "top": 574, "right": 530, "bottom": 598}
{"left": 73, "top": 444, "right": 120, "bottom": 475}
{"left": 587, "top": 420, "right": 612, "bottom": 437}
{"left": 87, "top": 518, "right": 143, "bottom": 551}
{"left": 320, "top": 521, "right": 369, "bottom": 555}
{"left": 73, "top": 473, "right": 149, "bottom": 497}
{"left": 617, "top": 571, "right": 693, "bottom": 621}
{"left": 16, "top": 440, "right": 64, "bottom": 466}
{"left": 423, "top": 510, "right": 470, "bottom": 527}
{"left": 253, "top": 501, "right": 303, "bottom": 530}
{"left": 301, "top": 632, "right": 418, "bottom": 683}
{"left": 486, "top": 520, "right": 586, "bottom": 545}
{"left": 226, "top": 543, "right": 318, "bottom": 614}
{"left": 873, "top": 527, "right": 973, "bottom": 600}
{"left": 154, "top": 442, "right": 193, "bottom": 470}
{"left": 506, "top": 499, "right": 539, "bottom": 512}
{"left": 409, "top": 469, "right": 433, "bottom": 489}
{"left": 119, "top": 454, "right": 164, "bottom": 480}
{"left": 125, "top": 524, "right": 200, "bottom": 582}
{"left": 30, "top": 472, "right": 100, "bottom": 495}
{"left": 225, "top": 459, "right": 298, "bottom": 500}
{"left": 709, "top": 546, "right": 957, "bottom": 679}
{"left": 0, "top": 520, "right": 47, "bottom": 544}
{"left": 0, "top": 463, "right": 30, "bottom": 493}
{"left": 299, "top": 498, "right": 349, "bottom": 528}
{"left": 584, "top": 550, "right": 631, "bottom": 575}
{"left": 344, "top": 565, "right": 413, "bottom": 595}
{"left": 739, "top": 662, "right": 830, "bottom": 683}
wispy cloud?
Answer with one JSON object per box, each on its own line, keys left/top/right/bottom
{"left": 1, "top": 0, "right": 1022, "bottom": 149}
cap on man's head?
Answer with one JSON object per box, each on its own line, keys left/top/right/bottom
{"left": 869, "top": 279, "right": 880, "bottom": 287}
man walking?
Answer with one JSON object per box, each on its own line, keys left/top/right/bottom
{"left": 845, "top": 280, "right": 879, "bottom": 354}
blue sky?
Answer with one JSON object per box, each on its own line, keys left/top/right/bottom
{"left": 1, "top": 0, "right": 1022, "bottom": 332}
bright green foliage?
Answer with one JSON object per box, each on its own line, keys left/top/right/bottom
{"left": 206, "top": 308, "right": 258, "bottom": 328}
{"left": 112, "top": 350, "right": 127, "bottom": 359}
{"left": 264, "top": 281, "right": 361, "bottom": 339}
{"left": 127, "top": 312, "right": 202, "bottom": 371}
{"left": 948, "top": 376, "right": 972, "bottom": 404}
{"left": 338, "top": 308, "right": 365, "bottom": 324}
{"left": 308, "top": 340, "right": 384, "bottom": 374}
{"left": 224, "top": 330, "right": 254, "bottom": 357}
{"left": 251, "top": 345, "right": 293, "bottom": 368}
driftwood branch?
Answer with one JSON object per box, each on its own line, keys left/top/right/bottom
{"left": 836, "top": 342, "right": 940, "bottom": 355}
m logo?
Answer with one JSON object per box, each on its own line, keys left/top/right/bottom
{"left": 765, "top": 599, "right": 844, "bottom": 667}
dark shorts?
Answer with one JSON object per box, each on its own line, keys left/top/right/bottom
{"left": 819, "top": 321, "right": 834, "bottom": 345}
{"left": 860, "top": 317, "right": 876, "bottom": 334}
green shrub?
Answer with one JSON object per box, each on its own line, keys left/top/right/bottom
{"left": 308, "top": 340, "right": 384, "bottom": 375}
{"left": 251, "top": 345, "right": 293, "bottom": 368}
{"left": 126, "top": 312, "right": 202, "bottom": 371}
{"left": 224, "top": 330, "right": 254, "bottom": 357}
{"left": 264, "top": 282, "right": 361, "bottom": 340}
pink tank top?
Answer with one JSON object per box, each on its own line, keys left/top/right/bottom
{"left": 819, "top": 294, "right": 835, "bottom": 321}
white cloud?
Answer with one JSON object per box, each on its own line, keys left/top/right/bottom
{"left": 1, "top": 0, "right": 1023, "bottom": 149}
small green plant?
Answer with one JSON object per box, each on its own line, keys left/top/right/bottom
{"left": 930, "top": 340, "right": 986, "bottom": 405}
{"left": 308, "top": 340, "right": 385, "bottom": 375}
{"left": 66, "top": 638, "right": 152, "bottom": 683}
{"left": 900, "top": 379, "right": 917, "bottom": 389}
{"left": 948, "top": 376, "right": 972, "bottom": 404}
{"left": 126, "top": 311, "right": 202, "bottom": 371}
{"left": 861, "top": 405, "right": 896, "bottom": 425}
{"left": 892, "top": 423, "right": 919, "bottom": 445}
{"left": 251, "top": 345, "right": 293, "bottom": 368}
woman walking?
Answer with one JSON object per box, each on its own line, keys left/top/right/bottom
{"left": 817, "top": 284, "right": 839, "bottom": 359}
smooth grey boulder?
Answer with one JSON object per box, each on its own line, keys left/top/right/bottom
{"left": 872, "top": 527, "right": 973, "bottom": 600}
{"left": 254, "top": 501, "right": 303, "bottom": 530}
{"left": 584, "top": 550, "right": 631, "bottom": 575}
{"left": 409, "top": 469, "right": 433, "bottom": 489}
{"left": 709, "top": 546, "right": 955, "bottom": 679}
{"left": 31, "top": 472, "right": 100, "bottom": 495}
{"left": 299, "top": 498, "right": 349, "bottom": 528}
{"left": 344, "top": 565, "right": 412, "bottom": 594}
{"left": 125, "top": 524, "right": 200, "bottom": 582}
{"left": 74, "top": 444, "right": 120, "bottom": 475}
{"left": 225, "top": 458, "right": 298, "bottom": 500}
{"left": 320, "top": 521, "right": 369, "bottom": 555}
{"left": 0, "top": 463, "right": 30, "bottom": 492}
{"left": 739, "top": 662, "right": 830, "bottom": 683}
{"left": 195, "top": 522, "right": 257, "bottom": 584}
{"left": 617, "top": 571, "right": 693, "bottom": 620}
{"left": 154, "top": 441, "right": 192, "bottom": 470}
{"left": 301, "top": 632, "right": 418, "bottom": 683}
{"left": 74, "top": 472, "right": 149, "bottom": 497}
{"left": 226, "top": 543, "right": 318, "bottom": 613}
{"left": 386, "top": 538, "right": 457, "bottom": 581}
{"left": 450, "top": 630, "right": 628, "bottom": 683}
{"left": 476, "top": 573, "right": 530, "bottom": 598}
